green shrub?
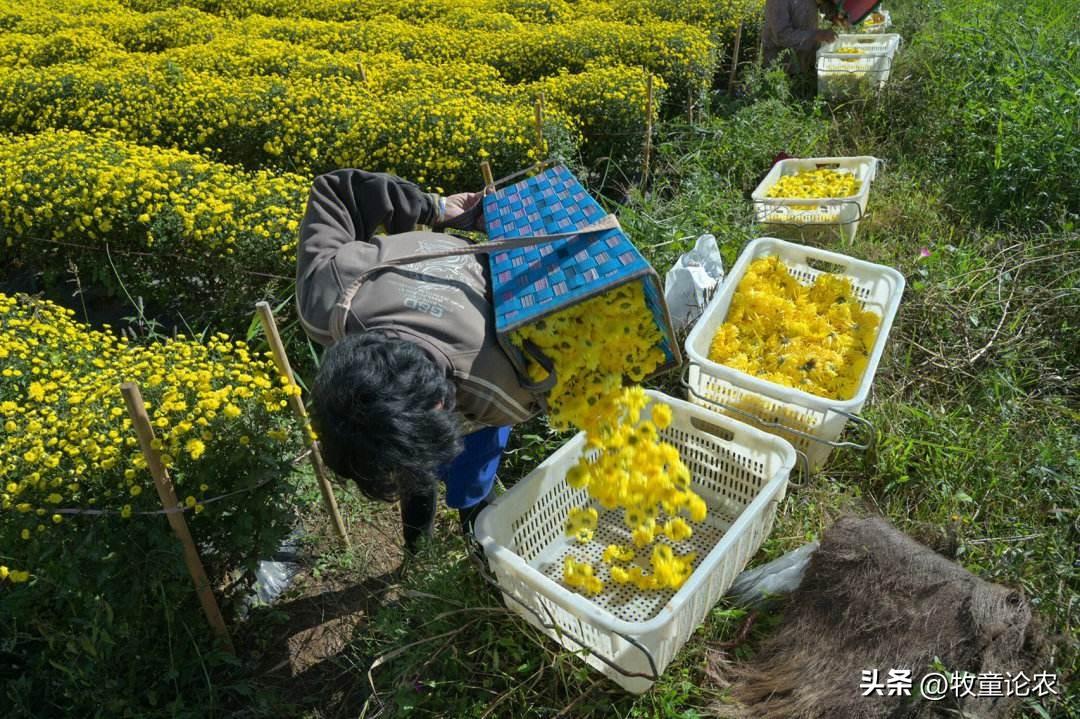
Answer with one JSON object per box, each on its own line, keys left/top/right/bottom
{"left": 0, "top": 292, "right": 301, "bottom": 717}
{"left": 0, "top": 129, "right": 307, "bottom": 333}
{"left": 873, "top": 0, "right": 1078, "bottom": 227}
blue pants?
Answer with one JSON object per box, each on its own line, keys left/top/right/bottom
{"left": 438, "top": 425, "right": 512, "bottom": 509}
{"left": 401, "top": 425, "right": 512, "bottom": 551}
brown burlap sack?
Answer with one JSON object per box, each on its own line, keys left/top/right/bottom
{"left": 709, "top": 515, "right": 1047, "bottom": 719}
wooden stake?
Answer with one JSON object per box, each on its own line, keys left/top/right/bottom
{"left": 358, "top": 58, "right": 367, "bottom": 83}
{"left": 534, "top": 94, "right": 546, "bottom": 163}
{"left": 480, "top": 160, "right": 495, "bottom": 192}
{"left": 642, "top": 73, "right": 655, "bottom": 187}
{"left": 728, "top": 22, "right": 743, "bottom": 95}
{"left": 255, "top": 302, "right": 350, "bottom": 547}
{"left": 120, "top": 382, "right": 235, "bottom": 656}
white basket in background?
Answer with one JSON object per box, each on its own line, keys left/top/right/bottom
{"left": 751, "top": 156, "right": 879, "bottom": 242}
{"left": 860, "top": 8, "right": 892, "bottom": 33}
{"left": 817, "top": 33, "right": 902, "bottom": 98}
{"left": 474, "top": 391, "right": 796, "bottom": 693}
{"left": 683, "top": 238, "right": 905, "bottom": 471}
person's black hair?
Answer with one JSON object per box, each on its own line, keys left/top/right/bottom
{"left": 310, "top": 332, "right": 463, "bottom": 502}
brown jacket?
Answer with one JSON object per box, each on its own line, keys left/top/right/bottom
{"left": 763, "top": 0, "right": 837, "bottom": 78}
{"left": 295, "top": 169, "right": 541, "bottom": 429}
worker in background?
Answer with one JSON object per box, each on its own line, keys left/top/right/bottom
{"left": 762, "top": 0, "right": 848, "bottom": 95}
{"left": 295, "top": 170, "right": 542, "bottom": 554}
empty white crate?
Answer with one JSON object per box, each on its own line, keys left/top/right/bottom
{"left": 817, "top": 33, "right": 902, "bottom": 97}
{"left": 684, "top": 237, "right": 905, "bottom": 470}
{"left": 475, "top": 391, "right": 796, "bottom": 693}
{"left": 751, "top": 155, "right": 879, "bottom": 242}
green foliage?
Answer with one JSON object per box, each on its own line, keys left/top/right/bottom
{"left": 870, "top": 0, "right": 1079, "bottom": 227}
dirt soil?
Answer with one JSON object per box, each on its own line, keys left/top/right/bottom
{"left": 240, "top": 501, "right": 407, "bottom": 719}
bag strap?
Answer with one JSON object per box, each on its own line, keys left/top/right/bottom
{"left": 329, "top": 214, "right": 621, "bottom": 342}
{"left": 518, "top": 338, "right": 558, "bottom": 394}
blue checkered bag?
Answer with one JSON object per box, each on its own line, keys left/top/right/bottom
{"left": 483, "top": 164, "right": 682, "bottom": 383}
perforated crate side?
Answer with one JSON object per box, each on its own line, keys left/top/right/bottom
{"left": 684, "top": 237, "right": 905, "bottom": 469}
{"left": 475, "top": 393, "right": 795, "bottom": 692}
{"left": 688, "top": 369, "right": 841, "bottom": 469}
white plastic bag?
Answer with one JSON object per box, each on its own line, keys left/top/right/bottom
{"left": 663, "top": 234, "right": 725, "bottom": 331}
{"left": 726, "top": 541, "right": 819, "bottom": 608}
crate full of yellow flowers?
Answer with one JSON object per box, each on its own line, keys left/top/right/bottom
{"left": 683, "top": 238, "right": 905, "bottom": 471}
{"left": 751, "top": 155, "right": 880, "bottom": 242}
{"left": 816, "top": 33, "right": 902, "bottom": 98}
{"left": 474, "top": 390, "right": 796, "bottom": 694}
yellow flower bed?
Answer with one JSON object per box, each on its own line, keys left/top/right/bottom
{"left": 708, "top": 256, "right": 881, "bottom": 400}
{"left": 0, "top": 0, "right": 726, "bottom": 182}
{"left": 511, "top": 285, "right": 706, "bottom": 595}
{"left": 765, "top": 168, "right": 862, "bottom": 199}
{"left": 0, "top": 128, "right": 306, "bottom": 260}
{"left": 0, "top": 33, "right": 670, "bottom": 186}
{"left": 0, "top": 60, "right": 555, "bottom": 186}
{"left": 119, "top": 0, "right": 757, "bottom": 34}
{"left": 0, "top": 293, "right": 297, "bottom": 584}
{"left": 1, "top": 0, "right": 717, "bottom": 105}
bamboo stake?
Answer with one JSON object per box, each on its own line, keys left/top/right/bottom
{"left": 642, "top": 73, "right": 655, "bottom": 187}
{"left": 120, "top": 382, "right": 235, "bottom": 655}
{"left": 728, "top": 22, "right": 744, "bottom": 95}
{"left": 480, "top": 161, "right": 495, "bottom": 193}
{"left": 534, "top": 94, "right": 546, "bottom": 163}
{"left": 255, "top": 302, "right": 350, "bottom": 547}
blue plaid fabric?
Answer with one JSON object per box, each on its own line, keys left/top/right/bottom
{"left": 482, "top": 165, "right": 678, "bottom": 375}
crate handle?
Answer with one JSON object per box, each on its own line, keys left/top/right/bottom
{"left": 689, "top": 416, "right": 735, "bottom": 442}
{"left": 680, "top": 366, "right": 876, "bottom": 453}
{"left": 464, "top": 537, "right": 661, "bottom": 681}
{"left": 805, "top": 257, "right": 850, "bottom": 275}
{"left": 757, "top": 197, "right": 864, "bottom": 230}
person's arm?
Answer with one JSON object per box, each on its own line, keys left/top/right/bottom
{"left": 295, "top": 169, "right": 488, "bottom": 343}
{"left": 766, "top": 0, "right": 831, "bottom": 52}
{"left": 296, "top": 168, "right": 436, "bottom": 288}
{"left": 300, "top": 169, "right": 437, "bottom": 253}
{"left": 295, "top": 170, "right": 437, "bottom": 342}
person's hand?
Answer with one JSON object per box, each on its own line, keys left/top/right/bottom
{"left": 435, "top": 192, "right": 486, "bottom": 232}
{"left": 816, "top": 29, "right": 837, "bottom": 44}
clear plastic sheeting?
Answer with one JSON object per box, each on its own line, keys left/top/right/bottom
{"left": 243, "top": 528, "right": 305, "bottom": 612}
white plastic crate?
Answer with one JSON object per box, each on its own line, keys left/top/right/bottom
{"left": 817, "top": 33, "right": 902, "bottom": 98}
{"left": 750, "top": 156, "right": 879, "bottom": 242}
{"left": 683, "top": 237, "right": 905, "bottom": 470}
{"left": 474, "top": 391, "right": 796, "bottom": 693}
{"left": 859, "top": 8, "right": 892, "bottom": 33}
